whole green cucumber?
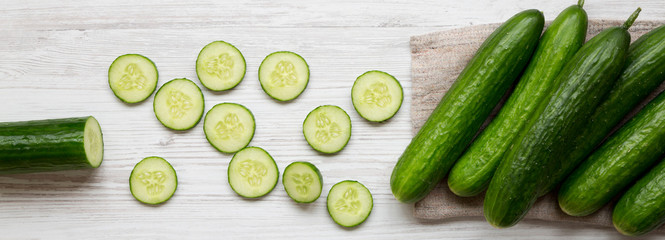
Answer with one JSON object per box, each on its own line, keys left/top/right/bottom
{"left": 484, "top": 9, "right": 638, "bottom": 228}
{"left": 390, "top": 10, "right": 544, "bottom": 203}
{"left": 447, "top": 1, "right": 587, "bottom": 197}
{"left": 613, "top": 158, "right": 665, "bottom": 236}
{"left": 542, "top": 23, "right": 665, "bottom": 195}
{"left": 558, "top": 90, "right": 665, "bottom": 216}
{"left": 0, "top": 116, "right": 104, "bottom": 174}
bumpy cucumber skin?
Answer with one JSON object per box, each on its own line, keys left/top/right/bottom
{"left": 390, "top": 10, "right": 544, "bottom": 203}
{"left": 543, "top": 24, "right": 665, "bottom": 194}
{"left": 484, "top": 26, "right": 630, "bottom": 228}
{"left": 326, "top": 180, "right": 373, "bottom": 227}
{"left": 351, "top": 70, "right": 404, "bottom": 122}
{"left": 258, "top": 51, "right": 310, "bottom": 101}
{"left": 108, "top": 54, "right": 159, "bottom": 104}
{"left": 195, "top": 41, "right": 246, "bottom": 91}
{"left": 613, "top": 159, "right": 665, "bottom": 236}
{"left": 153, "top": 78, "right": 205, "bottom": 131}
{"left": 302, "top": 105, "right": 352, "bottom": 154}
{"left": 0, "top": 116, "right": 103, "bottom": 175}
{"left": 203, "top": 102, "right": 255, "bottom": 154}
{"left": 558, "top": 91, "right": 665, "bottom": 216}
{"left": 129, "top": 156, "right": 177, "bottom": 205}
{"left": 447, "top": 4, "right": 587, "bottom": 197}
{"left": 227, "top": 146, "right": 279, "bottom": 198}
{"left": 282, "top": 161, "right": 323, "bottom": 203}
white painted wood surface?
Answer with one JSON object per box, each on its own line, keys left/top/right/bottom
{"left": 1, "top": 0, "right": 665, "bottom": 239}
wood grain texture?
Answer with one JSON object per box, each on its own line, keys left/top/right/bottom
{"left": 1, "top": 0, "right": 664, "bottom": 239}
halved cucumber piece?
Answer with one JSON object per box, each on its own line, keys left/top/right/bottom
{"left": 203, "top": 103, "right": 255, "bottom": 153}
{"left": 302, "top": 105, "right": 352, "bottom": 154}
{"left": 153, "top": 78, "right": 205, "bottom": 130}
{"left": 258, "top": 51, "right": 309, "bottom": 101}
{"left": 327, "top": 180, "right": 373, "bottom": 227}
{"left": 108, "top": 54, "right": 159, "bottom": 103}
{"left": 282, "top": 161, "right": 323, "bottom": 203}
{"left": 129, "top": 156, "right": 177, "bottom": 205}
{"left": 228, "top": 147, "right": 279, "bottom": 198}
{"left": 196, "top": 41, "right": 246, "bottom": 91}
{"left": 351, "top": 70, "right": 403, "bottom": 122}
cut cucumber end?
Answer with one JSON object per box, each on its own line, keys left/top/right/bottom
{"left": 196, "top": 41, "right": 247, "bottom": 91}
{"left": 153, "top": 78, "right": 205, "bottom": 130}
{"left": 108, "top": 54, "right": 159, "bottom": 103}
{"left": 327, "top": 180, "right": 373, "bottom": 227}
{"left": 303, "top": 105, "right": 352, "bottom": 154}
{"left": 204, "top": 103, "right": 255, "bottom": 153}
{"left": 228, "top": 147, "right": 279, "bottom": 198}
{"left": 351, "top": 70, "right": 403, "bottom": 122}
{"left": 258, "top": 51, "right": 310, "bottom": 101}
{"left": 129, "top": 156, "right": 178, "bottom": 205}
{"left": 282, "top": 161, "right": 323, "bottom": 203}
{"left": 83, "top": 116, "right": 104, "bottom": 168}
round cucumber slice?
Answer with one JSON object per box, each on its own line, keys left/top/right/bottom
{"left": 351, "top": 70, "right": 403, "bottom": 122}
{"left": 196, "top": 41, "right": 247, "bottom": 91}
{"left": 83, "top": 116, "right": 104, "bottom": 168}
{"left": 228, "top": 147, "right": 279, "bottom": 198}
{"left": 153, "top": 78, "right": 205, "bottom": 130}
{"left": 108, "top": 54, "right": 159, "bottom": 103}
{"left": 203, "top": 103, "right": 255, "bottom": 153}
{"left": 258, "top": 51, "right": 309, "bottom": 101}
{"left": 302, "top": 105, "right": 351, "bottom": 154}
{"left": 129, "top": 156, "right": 177, "bottom": 205}
{"left": 282, "top": 161, "right": 323, "bottom": 203}
{"left": 327, "top": 180, "right": 373, "bottom": 227}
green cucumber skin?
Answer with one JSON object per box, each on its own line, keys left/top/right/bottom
{"left": 447, "top": 4, "right": 587, "bottom": 197}
{"left": 558, "top": 91, "right": 665, "bottom": 216}
{"left": 0, "top": 117, "right": 101, "bottom": 174}
{"left": 390, "top": 9, "right": 544, "bottom": 203}
{"left": 484, "top": 26, "right": 630, "bottom": 228}
{"left": 613, "top": 159, "right": 665, "bottom": 236}
{"left": 543, "top": 24, "right": 665, "bottom": 194}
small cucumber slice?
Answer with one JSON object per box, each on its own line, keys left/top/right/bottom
{"left": 302, "top": 105, "right": 352, "bottom": 154}
{"left": 196, "top": 41, "right": 247, "bottom": 91}
{"left": 203, "top": 103, "right": 255, "bottom": 153}
{"left": 351, "top": 70, "right": 403, "bottom": 122}
{"left": 228, "top": 147, "right": 279, "bottom": 198}
{"left": 129, "top": 156, "right": 177, "bottom": 205}
{"left": 327, "top": 180, "right": 373, "bottom": 227}
{"left": 153, "top": 78, "right": 205, "bottom": 130}
{"left": 258, "top": 51, "right": 309, "bottom": 101}
{"left": 108, "top": 54, "right": 159, "bottom": 103}
{"left": 282, "top": 161, "right": 323, "bottom": 203}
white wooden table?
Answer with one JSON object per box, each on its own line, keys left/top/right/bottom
{"left": 2, "top": 1, "right": 664, "bottom": 239}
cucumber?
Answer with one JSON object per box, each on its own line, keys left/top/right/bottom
{"left": 351, "top": 70, "right": 404, "bottom": 122}
{"left": 613, "top": 159, "right": 665, "bottom": 236}
{"left": 203, "top": 103, "right": 255, "bottom": 153}
{"left": 484, "top": 9, "right": 637, "bottom": 228}
{"left": 129, "top": 156, "right": 177, "bottom": 205}
{"left": 302, "top": 105, "right": 351, "bottom": 154}
{"left": 327, "top": 180, "right": 373, "bottom": 227}
{"left": 0, "top": 116, "right": 103, "bottom": 175}
{"left": 447, "top": 1, "right": 587, "bottom": 197}
{"left": 153, "top": 78, "right": 205, "bottom": 130}
{"left": 196, "top": 41, "right": 246, "bottom": 91}
{"left": 258, "top": 51, "right": 309, "bottom": 101}
{"left": 390, "top": 9, "right": 544, "bottom": 203}
{"left": 282, "top": 161, "right": 323, "bottom": 203}
{"left": 228, "top": 147, "right": 279, "bottom": 198}
{"left": 543, "top": 23, "right": 665, "bottom": 194}
{"left": 558, "top": 90, "right": 665, "bottom": 216}
{"left": 108, "top": 54, "right": 159, "bottom": 103}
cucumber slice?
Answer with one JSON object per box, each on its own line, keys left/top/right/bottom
{"left": 258, "top": 51, "right": 309, "bottom": 101}
{"left": 153, "top": 78, "right": 205, "bottom": 130}
{"left": 351, "top": 70, "right": 403, "bottom": 122}
{"left": 327, "top": 180, "right": 373, "bottom": 227}
{"left": 129, "top": 156, "right": 177, "bottom": 205}
{"left": 196, "top": 41, "right": 246, "bottom": 91}
{"left": 282, "top": 161, "right": 323, "bottom": 203}
{"left": 108, "top": 54, "right": 158, "bottom": 103}
{"left": 203, "top": 103, "right": 255, "bottom": 153}
{"left": 302, "top": 105, "right": 352, "bottom": 154}
{"left": 228, "top": 147, "right": 279, "bottom": 198}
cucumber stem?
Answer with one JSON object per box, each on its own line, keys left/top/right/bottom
{"left": 623, "top": 7, "right": 641, "bottom": 30}
{"left": 578, "top": 0, "right": 585, "bottom": 8}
